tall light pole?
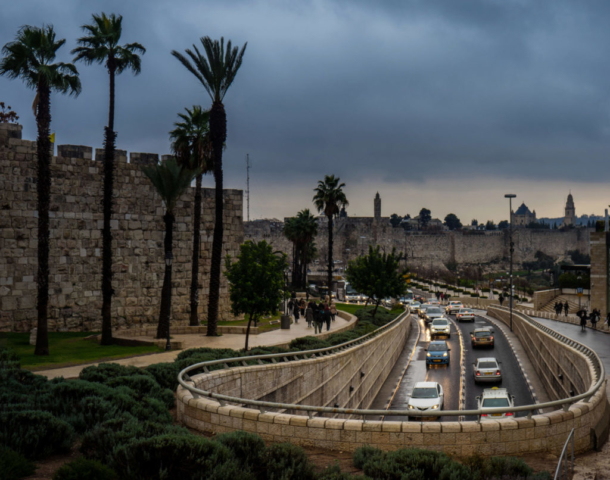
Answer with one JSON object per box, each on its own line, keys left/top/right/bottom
{"left": 505, "top": 194, "right": 516, "bottom": 331}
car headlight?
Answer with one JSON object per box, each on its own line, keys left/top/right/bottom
{"left": 408, "top": 405, "right": 414, "bottom": 409}
{"left": 427, "top": 353, "right": 431, "bottom": 357}
{"left": 431, "top": 404, "right": 439, "bottom": 409}
{"left": 442, "top": 352, "right": 448, "bottom": 357}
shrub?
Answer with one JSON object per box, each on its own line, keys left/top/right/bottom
{"left": 361, "top": 448, "right": 462, "bottom": 480}
{"left": 353, "top": 445, "right": 383, "bottom": 469}
{"left": 53, "top": 457, "right": 116, "bottom": 480}
{"left": 145, "top": 362, "right": 180, "bottom": 391}
{"left": 288, "top": 336, "right": 330, "bottom": 351}
{"left": 215, "top": 431, "right": 266, "bottom": 474}
{"left": 106, "top": 374, "right": 175, "bottom": 409}
{"left": 0, "top": 410, "right": 75, "bottom": 459}
{"left": 264, "top": 443, "right": 315, "bottom": 480}
{"left": 0, "top": 446, "right": 36, "bottom": 480}
{"left": 79, "top": 363, "right": 152, "bottom": 384}
{"left": 317, "top": 464, "right": 360, "bottom": 480}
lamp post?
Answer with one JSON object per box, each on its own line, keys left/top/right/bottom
{"left": 505, "top": 194, "right": 516, "bottom": 331}
{"left": 165, "top": 251, "right": 173, "bottom": 351}
{"left": 577, "top": 274, "right": 582, "bottom": 310}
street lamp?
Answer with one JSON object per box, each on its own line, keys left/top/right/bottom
{"left": 505, "top": 194, "right": 516, "bottom": 331}
{"left": 577, "top": 274, "right": 582, "bottom": 310}
{"left": 165, "top": 251, "right": 173, "bottom": 351}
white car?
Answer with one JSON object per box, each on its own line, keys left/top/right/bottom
{"left": 477, "top": 387, "right": 515, "bottom": 420}
{"left": 473, "top": 357, "right": 502, "bottom": 383}
{"left": 456, "top": 308, "right": 475, "bottom": 322}
{"left": 445, "top": 301, "right": 463, "bottom": 315}
{"left": 346, "top": 292, "right": 363, "bottom": 303}
{"left": 408, "top": 381, "right": 444, "bottom": 420}
{"left": 429, "top": 318, "right": 451, "bottom": 338}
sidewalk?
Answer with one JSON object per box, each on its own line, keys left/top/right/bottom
{"left": 37, "top": 313, "right": 357, "bottom": 380}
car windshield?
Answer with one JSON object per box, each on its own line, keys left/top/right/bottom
{"left": 478, "top": 361, "right": 497, "bottom": 369}
{"left": 451, "top": 302, "right": 461, "bottom": 305}
{"left": 427, "top": 308, "right": 441, "bottom": 314}
{"left": 432, "top": 320, "right": 448, "bottom": 326}
{"left": 411, "top": 387, "right": 438, "bottom": 399}
{"left": 412, "top": 302, "right": 421, "bottom": 307}
{"left": 428, "top": 344, "right": 447, "bottom": 351}
{"left": 459, "top": 309, "right": 471, "bottom": 314}
{"left": 482, "top": 398, "right": 509, "bottom": 408}
{"left": 475, "top": 332, "right": 491, "bottom": 338}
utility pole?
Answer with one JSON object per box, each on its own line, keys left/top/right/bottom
{"left": 505, "top": 194, "right": 516, "bottom": 331}
{"left": 246, "top": 154, "right": 250, "bottom": 222}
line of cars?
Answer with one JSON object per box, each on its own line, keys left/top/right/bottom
{"left": 405, "top": 293, "right": 515, "bottom": 420}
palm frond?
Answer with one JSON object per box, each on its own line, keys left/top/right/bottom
{"left": 142, "top": 157, "right": 200, "bottom": 214}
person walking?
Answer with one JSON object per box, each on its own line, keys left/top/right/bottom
{"left": 299, "top": 298, "right": 306, "bottom": 318}
{"left": 323, "top": 302, "right": 332, "bottom": 331}
{"left": 499, "top": 294, "right": 504, "bottom": 307}
{"left": 564, "top": 301, "right": 569, "bottom": 317}
{"left": 330, "top": 301, "right": 337, "bottom": 322}
{"left": 591, "top": 309, "right": 599, "bottom": 329}
{"left": 293, "top": 298, "right": 300, "bottom": 324}
{"left": 554, "top": 302, "right": 559, "bottom": 317}
{"left": 314, "top": 304, "right": 324, "bottom": 334}
{"left": 305, "top": 301, "right": 315, "bottom": 329}
{"left": 577, "top": 308, "right": 587, "bottom": 331}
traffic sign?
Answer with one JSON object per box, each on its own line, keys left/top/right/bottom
{"left": 577, "top": 287, "right": 583, "bottom": 294}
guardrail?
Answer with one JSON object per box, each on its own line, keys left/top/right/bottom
{"left": 554, "top": 428, "right": 575, "bottom": 480}
{"left": 178, "top": 305, "right": 606, "bottom": 420}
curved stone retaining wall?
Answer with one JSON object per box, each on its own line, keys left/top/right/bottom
{"left": 177, "top": 311, "right": 608, "bottom": 455}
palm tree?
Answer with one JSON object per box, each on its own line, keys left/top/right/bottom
{"left": 169, "top": 105, "right": 213, "bottom": 326}
{"left": 142, "top": 157, "right": 199, "bottom": 339}
{"left": 172, "top": 37, "right": 247, "bottom": 336}
{"left": 313, "top": 175, "right": 348, "bottom": 298}
{"left": 1, "top": 25, "right": 81, "bottom": 355}
{"left": 72, "top": 13, "right": 145, "bottom": 346}
{"left": 283, "top": 210, "right": 318, "bottom": 289}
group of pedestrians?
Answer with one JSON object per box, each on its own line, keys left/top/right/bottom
{"left": 287, "top": 295, "right": 337, "bottom": 334}
{"left": 434, "top": 291, "right": 451, "bottom": 304}
{"left": 576, "top": 307, "right": 606, "bottom": 331}
{"left": 554, "top": 301, "right": 570, "bottom": 317}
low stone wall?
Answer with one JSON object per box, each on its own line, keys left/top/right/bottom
{"left": 533, "top": 289, "right": 561, "bottom": 310}
{"left": 177, "top": 310, "right": 608, "bottom": 455}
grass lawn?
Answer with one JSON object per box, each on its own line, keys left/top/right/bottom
{"left": 0, "top": 332, "right": 163, "bottom": 371}
{"left": 334, "top": 303, "right": 364, "bottom": 315}
{"left": 210, "top": 312, "right": 286, "bottom": 333}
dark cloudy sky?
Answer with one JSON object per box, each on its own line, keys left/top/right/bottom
{"left": 3, "top": 0, "right": 610, "bottom": 223}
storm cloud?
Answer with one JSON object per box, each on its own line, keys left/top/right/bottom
{"left": 2, "top": 0, "right": 610, "bottom": 222}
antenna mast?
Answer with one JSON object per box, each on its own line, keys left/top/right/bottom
{"left": 246, "top": 153, "right": 250, "bottom": 222}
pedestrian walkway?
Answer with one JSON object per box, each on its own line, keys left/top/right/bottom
{"left": 37, "top": 312, "right": 357, "bottom": 380}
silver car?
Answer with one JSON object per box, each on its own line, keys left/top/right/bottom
{"left": 456, "top": 308, "right": 475, "bottom": 322}
{"left": 429, "top": 318, "right": 451, "bottom": 338}
{"left": 424, "top": 306, "right": 444, "bottom": 324}
{"left": 473, "top": 357, "right": 502, "bottom": 383}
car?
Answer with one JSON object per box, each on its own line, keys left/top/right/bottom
{"left": 456, "top": 308, "right": 475, "bottom": 322}
{"left": 418, "top": 304, "right": 432, "bottom": 318}
{"left": 346, "top": 292, "right": 363, "bottom": 303}
{"left": 424, "top": 306, "right": 444, "bottom": 324}
{"left": 383, "top": 297, "right": 393, "bottom": 307}
{"left": 445, "top": 301, "right": 463, "bottom": 315}
{"left": 407, "top": 381, "right": 444, "bottom": 420}
{"left": 473, "top": 357, "right": 502, "bottom": 383}
{"left": 477, "top": 387, "right": 515, "bottom": 420}
{"left": 425, "top": 340, "right": 451, "bottom": 367}
{"left": 429, "top": 318, "right": 451, "bottom": 338}
{"left": 471, "top": 327, "right": 495, "bottom": 348}
{"left": 428, "top": 298, "right": 440, "bottom": 305}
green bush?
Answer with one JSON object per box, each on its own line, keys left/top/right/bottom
{"left": 0, "top": 410, "right": 75, "bottom": 459}
{"left": 79, "top": 363, "right": 152, "bottom": 384}
{"left": 145, "top": 362, "right": 181, "bottom": 391}
{"left": 0, "top": 446, "right": 36, "bottom": 480}
{"left": 361, "top": 448, "right": 466, "bottom": 480}
{"left": 215, "top": 431, "right": 266, "bottom": 475}
{"left": 289, "top": 336, "right": 330, "bottom": 351}
{"left": 112, "top": 434, "right": 247, "bottom": 480}
{"left": 317, "top": 464, "right": 362, "bottom": 480}
{"left": 106, "top": 374, "right": 175, "bottom": 409}
{"left": 264, "top": 443, "right": 315, "bottom": 480}
{"left": 353, "top": 445, "right": 383, "bottom": 469}
{"left": 53, "top": 457, "right": 116, "bottom": 480}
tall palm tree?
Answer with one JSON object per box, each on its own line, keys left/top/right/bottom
{"left": 169, "top": 105, "right": 213, "bottom": 326}
{"left": 172, "top": 37, "right": 247, "bottom": 336}
{"left": 313, "top": 175, "right": 348, "bottom": 298}
{"left": 72, "top": 13, "right": 145, "bottom": 346}
{"left": 142, "top": 157, "right": 199, "bottom": 339}
{"left": 284, "top": 209, "right": 318, "bottom": 289}
{"left": 1, "top": 25, "right": 81, "bottom": 356}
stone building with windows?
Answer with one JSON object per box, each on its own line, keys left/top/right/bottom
{"left": 511, "top": 202, "right": 537, "bottom": 226}
{"left": 562, "top": 193, "right": 576, "bottom": 227}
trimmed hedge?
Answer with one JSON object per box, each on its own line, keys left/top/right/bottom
{"left": 0, "top": 446, "right": 36, "bottom": 480}
{"left": 53, "top": 457, "right": 116, "bottom": 480}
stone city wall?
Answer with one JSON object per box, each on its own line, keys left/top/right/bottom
{"left": 178, "top": 310, "right": 608, "bottom": 455}
{"left": 0, "top": 123, "right": 243, "bottom": 332}
{"left": 245, "top": 218, "right": 590, "bottom": 269}
{"left": 590, "top": 232, "right": 608, "bottom": 316}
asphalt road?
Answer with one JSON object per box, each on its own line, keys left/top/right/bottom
{"left": 375, "top": 304, "right": 535, "bottom": 421}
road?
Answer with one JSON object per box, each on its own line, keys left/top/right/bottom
{"left": 375, "top": 303, "right": 535, "bottom": 421}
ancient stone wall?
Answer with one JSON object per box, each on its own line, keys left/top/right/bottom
{"left": 590, "top": 232, "right": 608, "bottom": 316}
{"left": 245, "top": 217, "right": 590, "bottom": 269}
{"left": 0, "top": 123, "right": 243, "bottom": 332}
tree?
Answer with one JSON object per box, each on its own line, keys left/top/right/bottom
{"left": 444, "top": 213, "right": 462, "bottom": 231}
{"left": 498, "top": 220, "right": 509, "bottom": 230}
{"left": 142, "top": 158, "right": 199, "bottom": 339}
{"left": 283, "top": 209, "right": 318, "bottom": 289}
{"left": 0, "top": 102, "right": 19, "bottom": 123}
{"left": 346, "top": 246, "right": 406, "bottom": 316}
{"left": 172, "top": 37, "right": 247, "bottom": 337}
{"left": 225, "top": 241, "right": 287, "bottom": 351}
{"left": 1, "top": 25, "right": 81, "bottom": 355}
{"left": 72, "top": 13, "right": 145, "bottom": 346}
{"left": 485, "top": 220, "right": 496, "bottom": 231}
{"left": 390, "top": 214, "right": 402, "bottom": 228}
{"left": 169, "top": 105, "right": 213, "bottom": 326}
{"left": 313, "top": 175, "right": 349, "bottom": 297}
{"left": 418, "top": 208, "right": 431, "bottom": 228}
{"left": 471, "top": 219, "right": 478, "bottom": 227}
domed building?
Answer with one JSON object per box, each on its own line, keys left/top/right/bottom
{"left": 511, "top": 202, "right": 536, "bottom": 226}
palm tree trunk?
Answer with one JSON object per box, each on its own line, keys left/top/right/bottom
{"left": 373, "top": 299, "right": 381, "bottom": 317}
{"left": 190, "top": 173, "right": 202, "bottom": 326}
{"left": 35, "top": 81, "right": 51, "bottom": 356}
{"left": 327, "top": 215, "right": 334, "bottom": 300}
{"left": 157, "top": 212, "right": 175, "bottom": 339}
{"left": 244, "top": 311, "right": 254, "bottom": 352}
{"left": 101, "top": 64, "right": 116, "bottom": 346}
{"left": 206, "top": 100, "right": 226, "bottom": 336}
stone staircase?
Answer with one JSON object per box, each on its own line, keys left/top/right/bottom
{"left": 540, "top": 295, "right": 586, "bottom": 314}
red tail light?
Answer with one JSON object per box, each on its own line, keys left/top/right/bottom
{"left": 476, "top": 372, "right": 481, "bottom": 376}
{"left": 496, "top": 371, "right": 501, "bottom": 375}
{"left": 481, "top": 414, "right": 488, "bottom": 417}
{"left": 490, "top": 336, "right": 494, "bottom": 340}
{"left": 505, "top": 412, "right": 514, "bottom": 416}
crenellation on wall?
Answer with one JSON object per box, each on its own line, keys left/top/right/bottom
{"left": 0, "top": 123, "right": 243, "bottom": 332}
{"left": 129, "top": 152, "right": 159, "bottom": 166}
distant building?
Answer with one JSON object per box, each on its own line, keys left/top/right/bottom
{"left": 374, "top": 192, "right": 381, "bottom": 220}
{"left": 562, "top": 193, "right": 576, "bottom": 227}
{"left": 511, "top": 203, "right": 536, "bottom": 226}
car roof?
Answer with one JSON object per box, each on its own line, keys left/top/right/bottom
{"left": 432, "top": 318, "right": 448, "bottom": 322}
{"left": 429, "top": 340, "right": 448, "bottom": 346}
{"left": 413, "top": 381, "right": 439, "bottom": 388}
{"left": 450, "top": 301, "right": 462, "bottom": 304}
{"left": 476, "top": 357, "right": 498, "bottom": 363}
{"left": 482, "top": 387, "right": 509, "bottom": 398}
{"left": 474, "top": 327, "right": 493, "bottom": 332}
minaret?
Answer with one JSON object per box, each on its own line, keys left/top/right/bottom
{"left": 374, "top": 192, "right": 381, "bottom": 220}
{"left": 564, "top": 192, "right": 575, "bottom": 226}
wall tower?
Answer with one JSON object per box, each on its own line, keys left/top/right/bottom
{"left": 374, "top": 192, "right": 381, "bottom": 220}
{"left": 564, "top": 192, "right": 576, "bottom": 226}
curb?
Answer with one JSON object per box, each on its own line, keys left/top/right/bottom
{"left": 445, "top": 314, "right": 467, "bottom": 420}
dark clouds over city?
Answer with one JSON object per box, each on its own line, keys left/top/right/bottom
{"left": 3, "top": 1, "right": 610, "bottom": 222}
